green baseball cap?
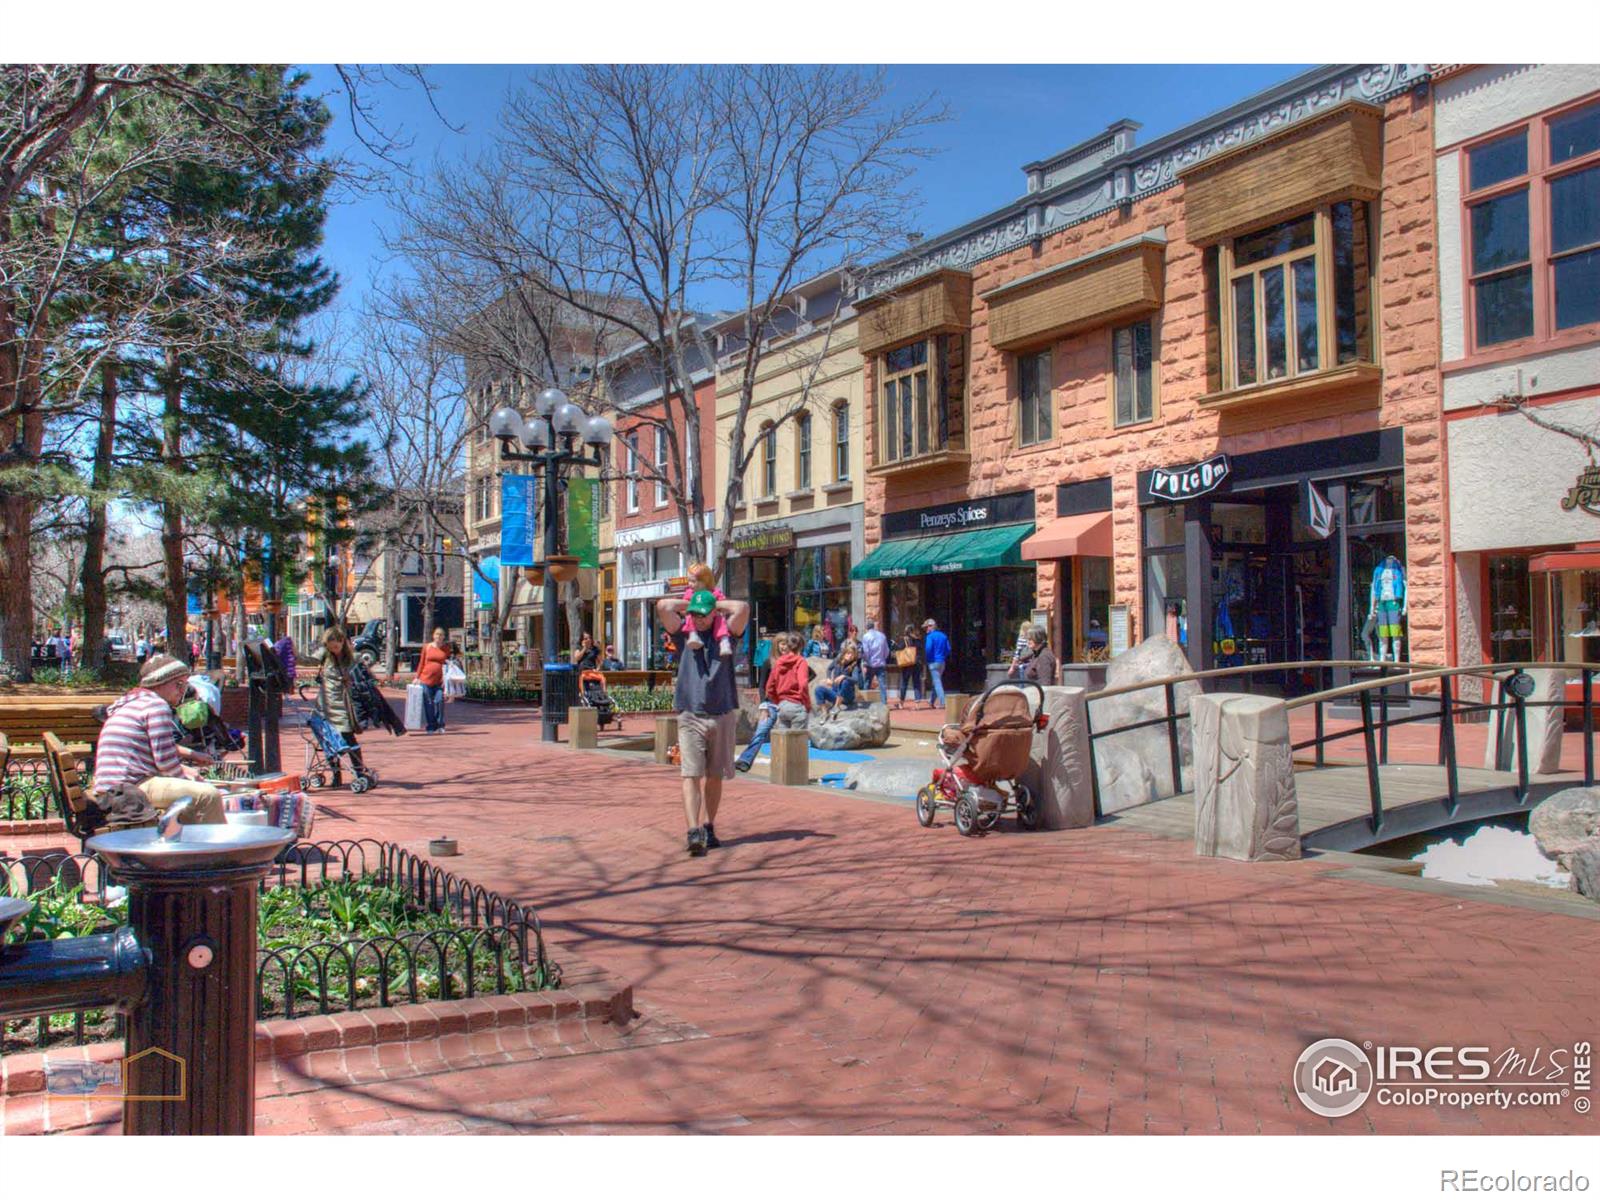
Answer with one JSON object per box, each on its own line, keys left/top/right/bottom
{"left": 687, "top": 589, "right": 717, "bottom": 615}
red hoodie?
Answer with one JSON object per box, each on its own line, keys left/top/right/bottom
{"left": 765, "top": 652, "right": 812, "bottom": 709}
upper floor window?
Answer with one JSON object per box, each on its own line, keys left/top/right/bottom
{"left": 1016, "top": 349, "right": 1052, "bottom": 446}
{"left": 795, "top": 411, "right": 812, "bottom": 490}
{"left": 833, "top": 401, "right": 850, "bottom": 481}
{"left": 1112, "top": 321, "right": 1156, "bottom": 427}
{"left": 475, "top": 476, "right": 492, "bottom": 522}
{"left": 760, "top": 422, "right": 777, "bottom": 498}
{"left": 1217, "top": 202, "right": 1373, "bottom": 391}
{"left": 653, "top": 426, "right": 669, "bottom": 507}
{"left": 1464, "top": 98, "right": 1600, "bottom": 351}
{"left": 598, "top": 468, "right": 610, "bottom": 519}
{"left": 625, "top": 433, "right": 639, "bottom": 513}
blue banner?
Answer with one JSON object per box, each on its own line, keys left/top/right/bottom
{"left": 500, "top": 476, "right": 537, "bottom": 566}
{"left": 472, "top": 555, "right": 501, "bottom": 609}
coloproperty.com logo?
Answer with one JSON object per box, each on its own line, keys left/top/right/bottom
{"left": 1293, "top": 1038, "right": 1593, "bottom": 1118}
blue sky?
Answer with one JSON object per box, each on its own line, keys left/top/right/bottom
{"left": 305, "top": 64, "right": 1312, "bottom": 323}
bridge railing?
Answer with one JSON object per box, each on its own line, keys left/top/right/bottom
{"left": 1082, "top": 660, "right": 1423, "bottom": 820}
{"left": 1282, "top": 662, "right": 1595, "bottom": 838}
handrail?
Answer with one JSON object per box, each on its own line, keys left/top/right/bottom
{"left": 1284, "top": 661, "right": 1592, "bottom": 710}
{"left": 1086, "top": 659, "right": 1427, "bottom": 703}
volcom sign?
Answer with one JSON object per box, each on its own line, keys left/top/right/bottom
{"left": 1148, "top": 454, "right": 1231, "bottom": 502}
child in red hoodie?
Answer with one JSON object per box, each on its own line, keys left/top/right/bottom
{"left": 736, "top": 633, "right": 811, "bottom": 772}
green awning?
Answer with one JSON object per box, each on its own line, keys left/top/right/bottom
{"left": 851, "top": 523, "right": 1035, "bottom": 581}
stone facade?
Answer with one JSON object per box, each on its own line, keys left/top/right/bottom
{"left": 863, "top": 81, "right": 1445, "bottom": 675}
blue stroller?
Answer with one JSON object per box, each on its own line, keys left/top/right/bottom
{"left": 301, "top": 708, "right": 377, "bottom": 794}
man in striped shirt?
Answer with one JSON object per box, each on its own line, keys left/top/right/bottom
{"left": 93, "top": 655, "right": 226, "bottom": 824}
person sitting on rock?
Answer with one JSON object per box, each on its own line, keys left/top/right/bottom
{"left": 814, "top": 642, "right": 862, "bottom": 718}
{"left": 735, "top": 632, "right": 812, "bottom": 773}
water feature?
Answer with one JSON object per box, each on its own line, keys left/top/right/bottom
{"left": 1360, "top": 813, "right": 1572, "bottom": 889}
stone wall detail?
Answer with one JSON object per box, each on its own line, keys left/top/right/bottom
{"left": 1192, "top": 692, "right": 1301, "bottom": 862}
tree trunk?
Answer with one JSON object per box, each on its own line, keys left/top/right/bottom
{"left": 80, "top": 358, "right": 118, "bottom": 670}
{"left": 382, "top": 544, "right": 399, "bottom": 676}
{"left": 233, "top": 593, "right": 248, "bottom": 686}
{"left": 161, "top": 349, "right": 189, "bottom": 663}
{"left": 0, "top": 293, "right": 43, "bottom": 679}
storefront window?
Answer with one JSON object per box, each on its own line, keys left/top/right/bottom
{"left": 1146, "top": 552, "right": 1188, "bottom": 650}
{"left": 1144, "top": 504, "right": 1185, "bottom": 549}
{"left": 791, "top": 543, "right": 853, "bottom": 649}
{"left": 1539, "top": 567, "right": 1600, "bottom": 664}
{"left": 1488, "top": 556, "right": 1534, "bottom": 663}
{"left": 1348, "top": 474, "right": 1405, "bottom": 525}
{"left": 885, "top": 578, "right": 927, "bottom": 643}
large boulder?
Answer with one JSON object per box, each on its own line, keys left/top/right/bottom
{"left": 1530, "top": 787, "right": 1600, "bottom": 867}
{"left": 1087, "top": 635, "right": 1197, "bottom": 813}
{"left": 809, "top": 702, "right": 890, "bottom": 750}
{"left": 1569, "top": 839, "right": 1600, "bottom": 901}
{"left": 843, "top": 757, "right": 932, "bottom": 797}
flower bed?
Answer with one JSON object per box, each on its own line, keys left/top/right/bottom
{"left": 463, "top": 675, "right": 540, "bottom": 704}
{"left": 607, "top": 686, "right": 677, "bottom": 713}
{"left": 0, "top": 839, "right": 559, "bottom": 1056}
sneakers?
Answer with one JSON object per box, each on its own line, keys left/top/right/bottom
{"left": 718, "top": 636, "right": 733, "bottom": 658}
{"left": 734, "top": 758, "right": 752, "bottom": 773}
{"left": 686, "top": 827, "right": 707, "bottom": 857}
{"left": 685, "top": 630, "right": 704, "bottom": 650}
{"left": 703, "top": 822, "right": 721, "bottom": 849}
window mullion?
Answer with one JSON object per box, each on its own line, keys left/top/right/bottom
{"left": 1532, "top": 168, "right": 1551, "bottom": 340}
{"left": 1315, "top": 207, "right": 1333, "bottom": 374}
{"left": 1219, "top": 243, "right": 1235, "bottom": 389}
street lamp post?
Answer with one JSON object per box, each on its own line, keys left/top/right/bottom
{"left": 489, "top": 388, "right": 612, "bottom": 744}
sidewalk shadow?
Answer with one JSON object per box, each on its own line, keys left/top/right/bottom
{"left": 728, "top": 829, "right": 835, "bottom": 847}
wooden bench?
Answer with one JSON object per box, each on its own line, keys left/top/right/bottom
{"left": 0, "top": 694, "right": 118, "bottom": 748}
{"left": 43, "top": 731, "right": 98, "bottom": 845}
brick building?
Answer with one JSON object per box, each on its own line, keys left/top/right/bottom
{"left": 851, "top": 63, "right": 1444, "bottom": 695}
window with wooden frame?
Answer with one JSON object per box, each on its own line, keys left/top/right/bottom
{"left": 878, "top": 338, "right": 942, "bottom": 463}
{"left": 625, "top": 433, "right": 639, "bottom": 513}
{"left": 1462, "top": 97, "right": 1600, "bottom": 352}
{"left": 1016, "top": 349, "right": 1052, "bottom": 446}
{"left": 795, "top": 411, "right": 812, "bottom": 490}
{"left": 653, "top": 426, "right": 669, "bottom": 507}
{"left": 1216, "top": 201, "right": 1374, "bottom": 391}
{"left": 833, "top": 400, "right": 850, "bottom": 480}
{"left": 760, "top": 422, "right": 777, "bottom": 498}
{"left": 1112, "top": 320, "right": 1157, "bottom": 427}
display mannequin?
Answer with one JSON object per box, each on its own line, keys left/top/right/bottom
{"left": 1369, "top": 554, "right": 1407, "bottom": 661}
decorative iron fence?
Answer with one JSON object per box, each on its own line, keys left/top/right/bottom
{"left": 2, "top": 757, "right": 55, "bottom": 822}
{"left": 0, "top": 839, "right": 558, "bottom": 1057}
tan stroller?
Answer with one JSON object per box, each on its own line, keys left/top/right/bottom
{"left": 916, "top": 681, "right": 1049, "bottom": 836}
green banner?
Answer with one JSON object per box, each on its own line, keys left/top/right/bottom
{"left": 567, "top": 476, "right": 600, "bottom": 568}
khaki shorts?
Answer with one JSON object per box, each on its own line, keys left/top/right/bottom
{"left": 677, "top": 710, "right": 737, "bottom": 780}
{"left": 138, "top": 777, "right": 227, "bottom": 825}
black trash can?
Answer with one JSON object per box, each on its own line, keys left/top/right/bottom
{"left": 542, "top": 662, "right": 576, "bottom": 724}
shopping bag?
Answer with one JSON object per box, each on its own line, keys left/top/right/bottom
{"left": 404, "top": 681, "right": 427, "bottom": 731}
{"left": 443, "top": 659, "right": 467, "bottom": 699}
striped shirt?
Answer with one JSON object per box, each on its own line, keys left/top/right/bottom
{"left": 93, "top": 689, "right": 182, "bottom": 793}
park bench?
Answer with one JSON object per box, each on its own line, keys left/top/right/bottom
{"left": 0, "top": 694, "right": 117, "bottom": 754}
{"left": 42, "top": 731, "right": 98, "bottom": 845}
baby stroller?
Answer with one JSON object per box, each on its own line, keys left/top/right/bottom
{"left": 577, "top": 670, "right": 621, "bottom": 730}
{"left": 294, "top": 686, "right": 378, "bottom": 793}
{"left": 916, "top": 681, "right": 1049, "bottom": 836}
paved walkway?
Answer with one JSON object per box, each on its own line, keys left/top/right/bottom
{"left": 9, "top": 699, "right": 1598, "bottom": 1135}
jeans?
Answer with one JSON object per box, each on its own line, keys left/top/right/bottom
{"left": 862, "top": 664, "right": 887, "bottom": 695}
{"left": 928, "top": 661, "right": 947, "bottom": 707}
{"left": 422, "top": 683, "right": 445, "bottom": 731}
{"left": 815, "top": 678, "right": 856, "bottom": 709}
{"left": 736, "top": 700, "right": 808, "bottom": 768}
{"left": 897, "top": 665, "right": 923, "bottom": 703}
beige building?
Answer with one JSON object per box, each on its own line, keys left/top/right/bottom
{"left": 711, "top": 269, "right": 868, "bottom": 647}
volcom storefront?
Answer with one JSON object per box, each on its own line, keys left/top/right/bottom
{"left": 1138, "top": 429, "right": 1409, "bottom": 691}
{"left": 854, "top": 491, "right": 1037, "bottom": 694}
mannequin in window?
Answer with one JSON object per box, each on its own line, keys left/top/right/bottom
{"left": 1369, "top": 554, "right": 1407, "bottom": 662}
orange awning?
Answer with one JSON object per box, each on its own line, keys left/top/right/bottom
{"left": 1529, "top": 550, "right": 1600, "bottom": 572}
{"left": 1020, "top": 512, "right": 1112, "bottom": 561}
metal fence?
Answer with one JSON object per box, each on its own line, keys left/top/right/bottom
{"left": 0, "top": 838, "right": 559, "bottom": 1057}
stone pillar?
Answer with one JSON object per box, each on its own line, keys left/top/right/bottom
{"left": 944, "top": 693, "right": 972, "bottom": 724}
{"left": 654, "top": 715, "right": 679, "bottom": 765}
{"left": 1483, "top": 669, "right": 1565, "bottom": 776}
{"left": 1020, "top": 685, "right": 1094, "bottom": 829}
{"left": 1191, "top": 692, "right": 1300, "bottom": 862}
{"left": 569, "top": 707, "right": 599, "bottom": 750}
{"left": 769, "top": 729, "right": 810, "bottom": 786}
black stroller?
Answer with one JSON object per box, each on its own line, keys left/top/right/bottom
{"left": 578, "top": 670, "right": 621, "bottom": 730}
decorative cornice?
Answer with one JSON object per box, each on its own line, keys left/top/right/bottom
{"left": 862, "top": 63, "right": 1431, "bottom": 299}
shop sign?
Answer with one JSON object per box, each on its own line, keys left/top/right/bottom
{"left": 731, "top": 522, "right": 795, "bottom": 555}
{"left": 1148, "top": 454, "right": 1231, "bottom": 502}
{"left": 882, "top": 490, "right": 1035, "bottom": 539}
{"left": 1560, "top": 465, "right": 1600, "bottom": 516}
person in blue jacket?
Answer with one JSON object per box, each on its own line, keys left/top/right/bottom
{"left": 920, "top": 617, "right": 951, "bottom": 709}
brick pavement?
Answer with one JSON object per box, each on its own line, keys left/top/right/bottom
{"left": 6, "top": 699, "right": 1597, "bottom": 1135}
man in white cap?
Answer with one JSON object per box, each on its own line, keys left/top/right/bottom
{"left": 92, "top": 654, "right": 227, "bottom": 824}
